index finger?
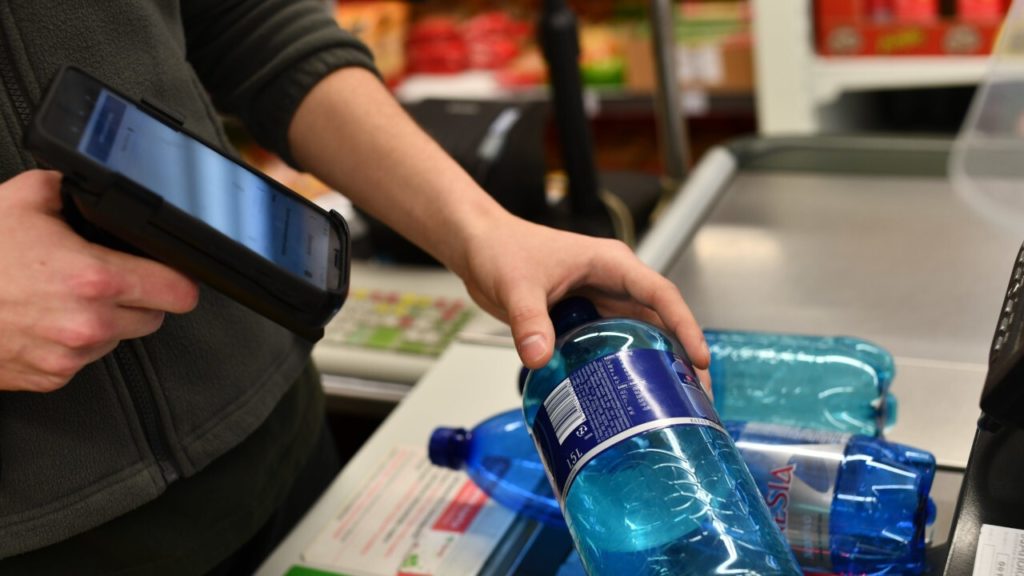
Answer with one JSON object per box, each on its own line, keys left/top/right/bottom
{"left": 589, "top": 254, "right": 709, "bottom": 369}
{"left": 92, "top": 247, "right": 200, "bottom": 313}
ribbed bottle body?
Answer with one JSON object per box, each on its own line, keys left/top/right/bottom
{"left": 524, "top": 318, "right": 800, "bottom": 575}
{"left": 707, "top": 330, "right": 896, "bottom": 436}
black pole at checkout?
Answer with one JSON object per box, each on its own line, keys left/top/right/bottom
{"left": 538, "top": 0, "right": 606, "bottom": 222}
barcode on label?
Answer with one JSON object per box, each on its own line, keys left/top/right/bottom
{"left": 545, "top": 378, "right": 587, "bottom": 444}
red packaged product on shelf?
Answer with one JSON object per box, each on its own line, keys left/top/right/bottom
{"left": 462, "top": 10, "right": 528, "bottom": 70}
{"left": 818, "top": 19, "right": 999, "bottom": 55}
{"left": 816, "top": 0, "right": 1000, "bottom": 55}
{"left": 817, "top": 0, "right": 868, "bottom": 21}
{"left": 958, "top": 0, "right": 1009, "bottom": 21}
{"left": 405, "top": 16, "right": 469, "bottom": 74}
{"left": 865, "top": 0, "right": 894, "bottom": 20}
{"left": 892, "top": 0, "right": 939, "bottom": 22}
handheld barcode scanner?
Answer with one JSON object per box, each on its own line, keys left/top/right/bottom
{"left": 25, "top": 66, "right": 350, "bottom": 341}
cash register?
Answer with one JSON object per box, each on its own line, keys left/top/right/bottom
{"left": 937, "top": 242, "right": 1024, "bottom": 574}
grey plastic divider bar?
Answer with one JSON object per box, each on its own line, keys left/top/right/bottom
{"left": 636, "top": 135, "right": 954, "bottom": 274}
{"left": 636, "top": 146, "right": 736, "bottom": 273}
{"left": 727, "top": 135, "right": 951, "bottom": 176}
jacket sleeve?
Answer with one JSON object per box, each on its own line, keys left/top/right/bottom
{"left": 181, "top": 0, "right": 379, "bottom": 165}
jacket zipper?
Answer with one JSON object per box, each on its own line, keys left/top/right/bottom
{"left": 4, "top": 25, "right": 178, "bottom": 485}
{"left": 114, "top": 344, "right": 180, "bottom": 483}
{"left": 0, "top": 26, "right": 33, "bottom": 128}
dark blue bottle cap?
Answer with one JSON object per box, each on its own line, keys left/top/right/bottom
{"left": 550, "top": 297, "right": 601, "bottom": 337}
{"left": 428, "top": 426, "right": 468, "bottom": 470}
{"left": 518, "top": 297, "right": 601, "bottom": 396}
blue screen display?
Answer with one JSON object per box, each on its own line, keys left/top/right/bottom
{"left": 78, "top": 90, "right": 330, "bottom": 289}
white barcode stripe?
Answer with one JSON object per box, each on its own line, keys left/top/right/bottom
{"left": 545, "top": 378, "right": 587, "bottom": 444}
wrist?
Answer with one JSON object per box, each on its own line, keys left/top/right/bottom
{"left": 434, "top": 188, "right": 509, "bottom": 277}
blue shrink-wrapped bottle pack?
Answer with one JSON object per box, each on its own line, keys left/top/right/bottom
{"left": 725, "top": 421, "right": 936, "bottom": 575}
{"left": 519, "top": 297, "right": 799, "bottom": 575}
{"left": 706, "top": 330, "right": 897, "bottom": 436}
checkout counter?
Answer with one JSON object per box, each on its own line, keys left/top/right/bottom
{"left": 258, "top": 136, "right": 1021, "bottom": 575}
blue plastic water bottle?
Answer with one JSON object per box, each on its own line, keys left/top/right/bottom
{"left": 706, "top": 330, "right": 897, "bottom": 436}
{"left": 429, "top": 409, "right": 565, "bottom": 527}
{"left": 521, "top": 297, "right": 800, "bottom": 575}
{"left": 725, "top": 421, "right": 936, "bottom": 575}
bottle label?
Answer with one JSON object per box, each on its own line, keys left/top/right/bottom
{"left": 530, "top": 348, "right": 720, "bottom": 503}
{"left": 732, "top": 422, "right": 850, "bottom": 572}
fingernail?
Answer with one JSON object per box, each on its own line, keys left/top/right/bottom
{"left": 518, "top": 334, "right": 547, "bottom": 365}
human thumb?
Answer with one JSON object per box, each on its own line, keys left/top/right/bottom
{"left": 507, "top": 289, "right": 556, "bottom": 369}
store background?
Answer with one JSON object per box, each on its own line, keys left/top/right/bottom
{"left": 232, "top": 0, "right": 1013, "bottom": 460}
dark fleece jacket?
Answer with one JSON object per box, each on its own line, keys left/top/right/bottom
{"left": 0, "top": 0, "right": 374, "bottom": 559}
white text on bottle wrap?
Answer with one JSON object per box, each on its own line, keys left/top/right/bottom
{"left": 531, "top": 348, "right": 720, "bottom": 502}
{"left": 733, "top": 422, "right": 849, "bottom": 572}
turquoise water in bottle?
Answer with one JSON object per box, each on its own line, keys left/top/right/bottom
{"left": 430, "top": 410, "right": 938, "bottom": 575}
{"left": 522, "top": 298, "right": 800, "bottom": 575}
{"left": 706, "top": 330, "right": 897, "bottom": 436}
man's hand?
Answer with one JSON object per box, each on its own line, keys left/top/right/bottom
{"left": 454, "top": 212, "right": 711, "bottom": 373}
{"left": 0, "top": 170, "right": 199, "bottom": 393}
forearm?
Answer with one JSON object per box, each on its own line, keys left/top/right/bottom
{"left": 287, "top": 67, "right": 710, "bottom": 372}
{"left": 287, "top": 67, "right": 506, "bottom": 276}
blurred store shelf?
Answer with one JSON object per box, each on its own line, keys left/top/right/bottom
{"left": 392, "top": 70, "right": 754, "bottom": 118}
{"left": 754, "top": 0, "right": 1002, "bottom": 134}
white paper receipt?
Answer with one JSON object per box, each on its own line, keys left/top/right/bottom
{"left": 974, "top": 524, "right": 1024, "bottom": 575}
{"left": 300, "top": 445, "right": 516, "bottom": 576}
